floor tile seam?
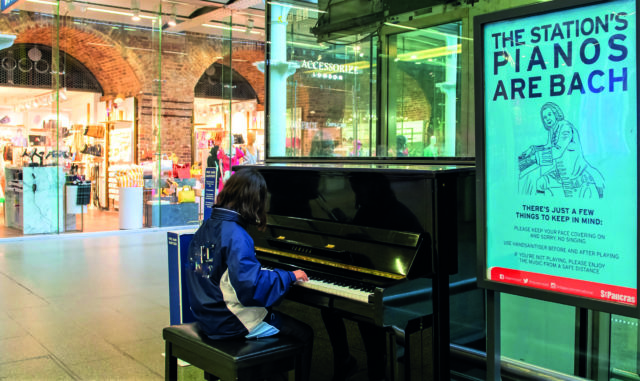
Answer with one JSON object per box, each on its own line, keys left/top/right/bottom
{"left": 0, "top": 271, "right": 49, "bottom": 304}
{"left": 0, "top": 354, "right": 50, "bottom": 366}
{"left": 0, "top": 340, "right": 82, "bottom": 381}
{"left": 102, "top": 339, "right": 163, "bottom": 378}
{"left": 44, "top": 352, "right": 83, "bottom": 381}
{"left": 30, "top": 331, "right": 122, "bottom": 374}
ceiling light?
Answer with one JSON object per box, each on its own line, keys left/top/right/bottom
{"left": 202, "top": 23, "right": 245, "bottom": 33}
{"left": 168, "top": 4, "right": 177, "bottom": 27}
{"left": 87, "top": 7, "right": 130, "bottom": 17}
{"left": 26, "top": 0, "right": 57, "bottom": 5}
{"left": 131, "top": 0, "right": 141, "bottom": 21}
{"left": 267, "top": 1, "right": 327, "bottom": 13}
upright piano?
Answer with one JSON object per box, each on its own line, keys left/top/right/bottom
{"left": 243, "top": 163, "right": 481, "bottom": 381}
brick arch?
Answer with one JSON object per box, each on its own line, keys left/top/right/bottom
{"left": 213, "top": 47, "right": 265, "bottom": 111}
{"left": 14, "top": 24, "right": 141, "bottom": 99}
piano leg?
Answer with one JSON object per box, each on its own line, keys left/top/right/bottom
{"left": 387, "top": 315, "right": 434, "bottom": 381}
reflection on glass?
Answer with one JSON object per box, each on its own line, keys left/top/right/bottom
{"left": 269, "top": 2, "right": 376, "bottom": 158}
{"left": 610, "top": 314, "right": 639, "bottom": 378}
{"left": 269, "top": 2, "right": 468, "bottom": 159}
{"left": 387, "top": 22, "right": 463, "bottom": 158}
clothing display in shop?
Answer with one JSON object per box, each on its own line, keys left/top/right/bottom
{"left": 71, "top": 124, "right": 84, "bottom": 154}
{"left": 84, "top": 124, "right": 105, "bottom": 139}
{"left": 217, "top": 146, "right": 244, "bottom": 191}
{"left": 80, "top": 143, "right": 103, "bottom": 157}
{"left": 90, "top": 164, "right": 102, "bottom": 209}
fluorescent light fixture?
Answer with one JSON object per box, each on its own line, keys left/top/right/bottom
{"left": 131, "top": 0, "right": 141, "bottom": 21}
{"left": 87, "top": 7, "right": 131, "bottom": 17}
{"left": 267, "top": 1, "right": 327, "bottom": 13}
{"left": 287, "top": 41, "right": 328, "bottom": 49}
{"left": 86, "top": 6, "right": 155, "bottom": 21}
{"left": 168, "top": 4, "right": 177, "bottom": 26}
{"left": 383, "top": 22, "right": 417, "bottom": 31}
{"left": 202, "top": 23, "right": 261, "bottom": 34}
{"left": 27, "top": 0, "right": 57, "bottom": 5}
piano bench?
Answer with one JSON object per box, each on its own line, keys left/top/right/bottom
{"left": 163, "top": 322, "right": 304, "bottom": 381}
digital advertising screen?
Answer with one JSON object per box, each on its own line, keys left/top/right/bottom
{"left": 475, "top": 0, "right": 639, "bottom": 315}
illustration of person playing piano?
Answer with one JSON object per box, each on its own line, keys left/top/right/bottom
{"left": 518, "top": 102, "right": 605, "bottom": 199}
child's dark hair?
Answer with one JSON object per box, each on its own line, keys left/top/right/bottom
{"left": 215, "top": 168, "right": 267, "bottom": 230}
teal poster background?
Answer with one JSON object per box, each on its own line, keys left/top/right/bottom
{"left": 484, "top": 0, "right": 637, "bottom": 302}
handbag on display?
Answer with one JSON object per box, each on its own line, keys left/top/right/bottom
{"left": 84, "top": 124, "right": 105, "bottom": 139}
{"left": 177, "top": 186, "right": 195, "bottom": 203}
{"left": 173, "top": 163, "right": 191, "bottom": 179}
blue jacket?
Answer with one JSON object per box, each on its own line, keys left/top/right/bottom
{"left": 185, "top": 207, "right": 297, "bottom": 339}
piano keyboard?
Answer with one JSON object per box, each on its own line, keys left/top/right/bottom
{"left": 263, "top": 266, "right": 374, "bottom": 303}
{"left": 295, "top": 277, "right": 372, "bottom": 303}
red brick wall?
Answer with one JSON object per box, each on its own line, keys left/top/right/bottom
{"left": 216, "top": 46, "right": 266, "bottom": 110}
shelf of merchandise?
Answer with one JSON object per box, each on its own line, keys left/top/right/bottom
{"left": 101, "top": 120, "right": 134, "bottom": 209}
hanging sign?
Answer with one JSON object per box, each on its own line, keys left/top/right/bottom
{"left": 475, "top": 0, "right": 639, "bottom": 316}
{"left": 203, "top": 167, "right": 218, "bottom": 221}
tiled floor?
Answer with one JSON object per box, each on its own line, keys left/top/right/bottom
{"left": 0, "top": 230, "right": 374, "bottom": 381}
{"left": 0, "top": 231, "right": 171, "bottom": 380}
{"left": 0, "top": 204, "right": 120, "bottom": 239}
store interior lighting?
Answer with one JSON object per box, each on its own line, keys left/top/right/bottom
{"left": 26, "top": 0, "right": 56, "bottom": 6}
{"left": 13, "top": 88, "right": 68, "bottom": 112}
{"left": 85, "top": 6, "right": 156, "bottom": 21}
{"left": 202, "top": 23, "right": 262, "bottom": 35}
{"left": 168, "top": 5, "right": 177, "bottom": 27}
{"left": 131, "top": 0, "right": 141, "bottom": 21}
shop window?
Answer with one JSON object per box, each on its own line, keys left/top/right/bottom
{"left": 266, "top": 3, "right": 468, "bottom": 159}
{"left": 385, "top": 22, "right": 464, "bottom": 158}
{"left": 267, "top": 2, "right": 376, "bottom": 158}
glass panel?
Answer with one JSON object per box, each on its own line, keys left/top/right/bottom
{"left": 501, "top": 294, "right": 576, "bottom": 373}
{"left": 386, "top": 22, "right": 463, "bottom": 158}
{"left": 268, "top": 2, "right": 376, "bottom": 158}
{"left": 0, "top": 1, "right": 163, "bottom": 235}
{"left": 610, "top": 315, "right": 639, "bottom": 379}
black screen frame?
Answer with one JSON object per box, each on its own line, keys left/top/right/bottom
{"left": 474, "top": 0, "right": 640, "bottom": 317}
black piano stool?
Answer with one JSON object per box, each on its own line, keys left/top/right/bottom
{"left": 163, "top": 322, "right": 304, "bottom": 381}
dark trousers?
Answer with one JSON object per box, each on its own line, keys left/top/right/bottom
{"left": 266, "top": 311, "right": 314, "bottom": 381}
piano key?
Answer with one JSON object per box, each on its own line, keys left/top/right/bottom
{"left": 295, "top": 278, "right": 372, "bottom": 303}
{"left": 261, "top": 265, "right": 374, "bottom": 302}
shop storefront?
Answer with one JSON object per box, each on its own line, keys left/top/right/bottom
{"left": 0, "top": 1, "right": 266, "bottom": 238}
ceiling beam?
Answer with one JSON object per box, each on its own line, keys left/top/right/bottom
{"left": 165, "top": 0, "right": 263, "bottom": 32}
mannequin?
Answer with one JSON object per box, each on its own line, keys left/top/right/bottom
{"left": 217, "top": 135, "right": 244, "bottom": 189}
{"left": 242, "top": 131, "right": 259, "bottom": 164}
